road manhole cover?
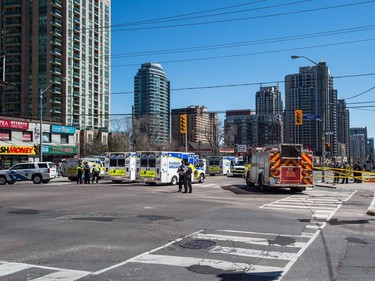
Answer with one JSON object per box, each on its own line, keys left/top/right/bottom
{"left": 8, "top": 209, "right": 40, "bottom": 215}
{"left": 180, "top": 239, "right": 217, "bottom": 249}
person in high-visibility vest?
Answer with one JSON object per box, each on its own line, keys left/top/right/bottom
{"left": 341, "top": 162, "right": 351, "bottom": 184}
{"left": 76, "top": 161, "right": 83, "bottom": 184}
{"left": 92, "top": 164, "right": 100, "bottom": 184}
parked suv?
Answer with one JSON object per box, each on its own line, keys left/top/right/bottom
{"left": 0, "top": 162, "right": 57, "bottom": 185}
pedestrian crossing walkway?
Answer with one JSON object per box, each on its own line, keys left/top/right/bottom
{"left": 0, "top": 262, "right": 90, "bottom": 281}
{"left": 0, "top": 225, "right": 326, "bottom": 280}
{"left": 259, "top": 190, "right": 356, "bottom": 220}
{"left": 115, "top": 226, "right": 326, "bottom": 280}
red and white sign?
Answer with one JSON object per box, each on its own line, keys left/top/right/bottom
{"left": 0, "top": 119, "right": 29, "bottom": 130}
{"left": 281, "top": 167, "right": 301, "bottom": 183}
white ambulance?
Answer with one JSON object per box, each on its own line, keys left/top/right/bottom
{"left": 108, "top": 152, "right": 138, "bottom": 183}
{"left": 138, "top": 151, "right": 205, "bottom": 185}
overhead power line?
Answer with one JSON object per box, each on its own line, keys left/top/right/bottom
{"left": 110, "top": 24, "right": 375, "bottom": 59}
{"left": 111, "top": 1, "right": 375, "bottom": 31}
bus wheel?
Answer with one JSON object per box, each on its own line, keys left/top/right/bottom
{"left": 171, "top": 176, "right": 178, "bottom": 185}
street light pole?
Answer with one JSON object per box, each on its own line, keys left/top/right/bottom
{"left": 39, "top": 78, "right": 66, "bottom": 161}
{"left": 291, "top": 55, "right": 327, "bottom": 182}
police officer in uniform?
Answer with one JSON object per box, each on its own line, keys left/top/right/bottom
{"left": 92, "top": 164, "right": 100, "bottom": 184}
{"left": 183, "top": 161, "right": 193, "bottom": 193}
{"left": 177, "top": 160, "right": 185, "bottom": 192}
{"left": 76, "top": 161, "right": 83, "bottom": 184}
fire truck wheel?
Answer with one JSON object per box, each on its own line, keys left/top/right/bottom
{"left": 246, "top": 180, "right": 254, "bottom": 187}
{"left": 258, "top": 174, "right": 266, "bottom": 193}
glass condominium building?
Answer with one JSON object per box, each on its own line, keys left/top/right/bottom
{"left": 134, "top": 63, "right": 170, "bottom": 145}
{"left": 0, "top": 0, "right": 111, "bottom": 130}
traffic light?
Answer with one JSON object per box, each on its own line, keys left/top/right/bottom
{"left": 295, "top": 109, "right": 303, "bottom": 125}
{"left": 180, "top": 114, "right": 187, "bottom": 133}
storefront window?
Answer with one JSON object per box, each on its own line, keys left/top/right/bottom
{"left": 23, "top": 131, "right": 32, "bottom": 141}
{"left": 42, "top": 132, "right": 51, "bottom": 143}
{"left": 60, "top": 134, "right": 69, "bottom": 144}
{"left": 0, "top": 130, "right": 11, "bottom": 140}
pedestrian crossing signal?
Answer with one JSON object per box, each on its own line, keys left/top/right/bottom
{"left": 295, "top": 110, "right": 303, "bottom": 125}
{"left": 180, "top": 114, "right": 187, "bottom": 134}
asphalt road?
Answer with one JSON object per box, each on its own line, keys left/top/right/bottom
{"left": 0, "top": 176, "right": 374, "bottom": 281}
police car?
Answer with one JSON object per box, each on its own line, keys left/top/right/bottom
{"left": 0, "top": 162, "right": 57, "bottom": 185}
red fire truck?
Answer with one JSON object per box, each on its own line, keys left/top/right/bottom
{"left": 244, "top": 144, "right": 313, "bottom": 192}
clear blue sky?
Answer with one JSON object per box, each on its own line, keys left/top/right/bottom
{"left": 110, "top": 0, "right": 375, "bottom": 138}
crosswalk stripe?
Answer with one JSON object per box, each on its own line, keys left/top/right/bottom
{"left": 218, "top": 229, "right": 312, "bottom": 239}
{"left": 132, "top": 253, "right": 284, "bottom": 274}
{"left": 0, "top": 262, "right": 31, "bottom": 277}
{"left": 210, "top": 246, "right": 296, "bottom": 260}
{"left": 192, "top": 233, "right": 305, "bottom": 248}
{"left": 29, "top": 269, "right": 90, "bottom": 281}
{"left": 261, "top": 204, "right": 335, "bottom": 210}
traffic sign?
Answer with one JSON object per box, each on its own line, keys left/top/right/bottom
{"left": 237, "top": 145, "right": 246, "bottom": 152}
{"left": 303, "top": 114, "right": 321, "bottom": 120}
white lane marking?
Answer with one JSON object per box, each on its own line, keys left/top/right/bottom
{"left": 210, "top": 246, "right": 296, "bottom": 260}
{"left": 30, "top": 269, "right": 90, "bottom": 281}
{"left": 133, "top": 253, "right": 284, "bottom": 274}
{"left": 275, "top": 223, "right": 326, "bottom": 281}
{"left": 93, "top": 230, "right": 203, "bottom": 275}
{"left": 261, "top": 204, "right": 335, "bottom": 210}
{"left": 192, "top": 233, "right": 305, "bottom": 248}
{"left": 306, "top": 225, "right": 322, "bottom": 229}
{"left": 218, "top": 229, "right": 313, "bottom": 239}
{"left": 0, "top": 263, "right": 31, "bottom": 277}
{"left": 276, "top": 192, "right": 357, "bottom": 280}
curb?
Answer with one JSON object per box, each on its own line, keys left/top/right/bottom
{"left": 314, "top": 183, "right": 337, "bottom": 189}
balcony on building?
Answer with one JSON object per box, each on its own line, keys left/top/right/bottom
{"left": 73, "top": 90, "right": 80, "bottom": 96}
{"left": 51, "top": 87, "right": 62, "bottom": 95}
{"left": 73, "top": 6, "right": 80, "bottom": 15}
{"left": 51, "top": 28, "right": 62, "bottom": 37}
{"left": 4, "top": 0, "right": 22, "bottom": 7}
{"left": 73, "top": 98, "right": 80, "bottom": 106}
{"left": 73, "top": 34, "right": 80, "bottom": 42}
{"left": 50, "top": 107, "right": 62, "bottom": 114}
{"left": 51, "top": 47, "right": 62, "bottom": 56}
{"left": 51, "top": 57, "right": 62, "bottom": 65}
{"left": 51, "top": 9, "right": 62, "bottom": 18}
{"left": 51, "top": 0, "right": 62, "bottom": 8}
{"left": 51, "top": 18, "right": 62, "bottom": 27}
{"left": 3, "top": 7, "right": 22, "bottom": 16}
{"left": 51, "top": 37, "right": 62, "bottom": 46}
{"left": 51, "top": 97, "right": 62, "bottom": 104}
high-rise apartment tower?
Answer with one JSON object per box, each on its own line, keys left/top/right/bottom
{"left": 134, "top": 63, "right": 170, "bottom": 145}
{"left": 0, "top": 0, "right": 111, "bottom": 130}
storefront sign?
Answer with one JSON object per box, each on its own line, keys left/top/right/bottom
{"left": 48, "top": 145, "right": 77, "bottom": 155}
{"left": 0, "top": 146, "right": 36, "bottom": 155}
{"left": 51, "top": 125, "right": 76, "bottom": 134}
{"left": 0, "top": 119, "right": 29, "bottom": 130}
